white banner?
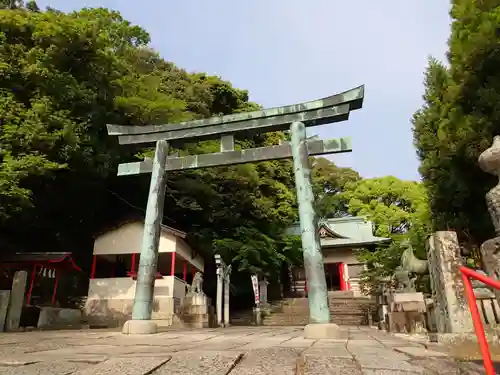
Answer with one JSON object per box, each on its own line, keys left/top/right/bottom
{"left": 251, "top": 275, "right": 260, "bottom": 304}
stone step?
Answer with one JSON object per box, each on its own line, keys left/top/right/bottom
{"left": 262, "top": 314, "right": 368, "bottom": 326}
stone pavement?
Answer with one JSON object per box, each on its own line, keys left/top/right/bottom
{"left": 0, "top": 326, "right": 489, "bottom": 374}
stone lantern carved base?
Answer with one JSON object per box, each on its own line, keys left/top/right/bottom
{"left": 479, "top": 136, "right": 500, "bottom": 306}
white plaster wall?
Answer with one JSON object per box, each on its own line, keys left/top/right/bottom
{"left": 323, "top": 248, "right": 358, "bottom": 264}
{"left": 158, "top": 229, "right": 179, "bottom": 253}
{"left": 93, "top": 222, "right": 143, "bottom": 256}
{"left": 93, "top": 222, "right": 204, "bottom": 272}
{"left": 87, "top": 276, "right": 175, "bottom": 299}
{"left": 94, "top": 222, "right": 177, "bottom": 255}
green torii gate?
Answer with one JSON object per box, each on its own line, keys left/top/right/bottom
{"left": 107, "top": 85, "right": 364, "bottom": 336}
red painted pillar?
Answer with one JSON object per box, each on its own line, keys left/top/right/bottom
{"left": 183, "top": 260, "right": 187, "bottom": 281}
{"left": 131, "top": 253, "right": 137, "bottom": 273}
{"left": 26, "top": 264, "right": 37, "bottom": 305}
{"left": 171, "top": 252, "right": 176, "bottom": 276}
{"left": 51, "top": 270, "right": 59, "bottom": 305}
{"left": 90, "top": 255, "right": 97, "bottom": 279}
{"left": 338, "top": 263, "right": 345, "bottom": 291}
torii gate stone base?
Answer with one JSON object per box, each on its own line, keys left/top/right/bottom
{"left": 108, "top": 85, "right": 365, "bottom": 337}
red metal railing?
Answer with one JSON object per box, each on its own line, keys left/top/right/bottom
{"left": 460, "top": 266, "right": 500, "bottom": 375}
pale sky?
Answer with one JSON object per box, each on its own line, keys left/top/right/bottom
{"left": 38, "top": 0, "right": 451, "bottom": 181}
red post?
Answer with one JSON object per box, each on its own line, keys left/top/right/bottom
{"left": 26, "top": 264, "right": 37, "bottom": 305}
{"left": 183, "top": 260, "right": 187, "bottom": 281}
{"left": 51, "top": 270, "right": 59, "bottom": 305}
{"left": 131, "top": 253, "right": 137, "bottom": 273}
{"left": 338, "top": 262, "right": 345, "bottom": 291}
{"left": 460, "top": 267, "right": 496, "bottom": 375}
{"left": 171, "top": 252, "right": 176, "bottom": 276}
{"left": 90, "top": 255, "right": 97, "bottom": 279}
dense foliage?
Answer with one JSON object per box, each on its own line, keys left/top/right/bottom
{"left": 0, "top": 2, "right": 362, "bottom": 291}
{"left": 0, "top": 2, "right": 431, "bottom": 302}
{"left": 413, "top": 0, "right": 500, "bottom": 249}
{"left": 338, "top": 177, "right": 431, "bottom": 292}
{"left": 0, "top": 3, "right": 300, "bottom": 280}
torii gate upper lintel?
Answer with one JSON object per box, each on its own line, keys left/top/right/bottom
{"left": 108, "top": 85, "right": 365, "bottom": 335}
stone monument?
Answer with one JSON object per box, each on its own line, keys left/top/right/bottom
{"left": 427, "top": 231, "right": 473, "bottom": 333}
{"left": 478, "top": 136, "right": 500, "bottom": 305}
{"left": 214, "top": 254, "right": 231, "bottom": 327}
{"left": 259, "top": 278, "right": 269, "bottom": 307}
{"left": 179, "top": 272, "right": 214, "bottom": 328}
{"left": 0, "top": 290, "right": 10, "bottom": 332}
{"left": 5, "top": 270, "right": 27, "bottom": 332}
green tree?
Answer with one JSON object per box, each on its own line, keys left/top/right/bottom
{"left": 413, "top": 0, "right": 500, "bottom": 249}
{"left": 311, "top": 157, "right": 361, "bottom": 218}
{"left": 0, "top": 4, "right": 299, "bottom": 289}
{"left": 339, "top": 176, "right": 431, "bottom": 292}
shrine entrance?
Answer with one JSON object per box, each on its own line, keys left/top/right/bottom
{"left": 291, "top": 263, "right": 346, "bottom": 295}
{"left": 324, "top": 263, "right": 342, "bottom": 292}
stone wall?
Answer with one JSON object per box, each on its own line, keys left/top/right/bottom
{"left": 84, "top": 296, "right": 176, "bottom": 328}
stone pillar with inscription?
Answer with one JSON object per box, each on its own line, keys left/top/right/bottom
{"left": 216, "top": 266, "right": 223, "bottom": 327}
{"left": 259, "top": 279, "right": 269, "bottom": 307}
{"left": 0, "top": 291, "right": 10, "bottom": 332}
{"left": 223, "top": 268, "right": 231, "bottom": 327}
{"left": 427, "top": 231, "right": 473, "bottom": 333}
{"left": 5, "top": 270, "right": 27, "bottom": 331}
{"left": 214, "top": 254, "right": 231, "bottom": 327}
{"left": 478, "top": 136, "right": 500, "bottom": 304}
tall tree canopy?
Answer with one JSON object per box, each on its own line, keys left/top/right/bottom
{"left": 413, "top": 0, "right": 500, "bottom": 247}
{"left": 0, "top": 3, "right": 303, "bottom": 283}
{"left": 1, "top": 2, "right": 418, "bottom": 298}
{"left": 338, "top": 176, "right": 431, "bottom": 291}
{"left": 311, "top": 157, "right": 361, "bottom": 219}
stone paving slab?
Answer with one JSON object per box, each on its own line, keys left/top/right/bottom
{"left": 275, "top": 337, "right": 315, "bottom": 348}
{"left": 303, "top": 346, "right": 352, "bottom": 359}
{"left": 355, "top": 354, "right": 425, "bottom": 373}
{"left": 0, "top": 326, "right": 490, "bottom": 374}
{"left": 361, "top": 370, "right": 424, "bottom": 374}
{"left": 74, "top": 357, "right": 169, "bottom": 375}
{"left": 0, "top": 361, "right": 90, "bottom": 375}
{"left": 229, "top": 348, "right": 300, "bottom": 375}
{"left": 239, "top": 339, "right": 288, "bottom": 350}
{"left": 394, "top": 346, "right": 449, "bottom": 358}
{"left": 151, "top": 352, "right": 241, "bottom": 375}
{"left": 299, "top": 356, "right": 362, "bottom": 375}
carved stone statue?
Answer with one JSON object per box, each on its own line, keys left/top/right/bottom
{"left": 393, "top": 240, "right": 428, "bottom": 292}
{"left": 188, "top": 271, "right": 204, "bottom": 295}
{"left": 478, "top": 136, "right": 500, "bottom": 304}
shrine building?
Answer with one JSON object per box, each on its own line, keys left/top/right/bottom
{"left": 286, "top": 216, "right": 390, "bottom": 296}
{"left": 85, "top": 220, "right": 204, "bottom": 328}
